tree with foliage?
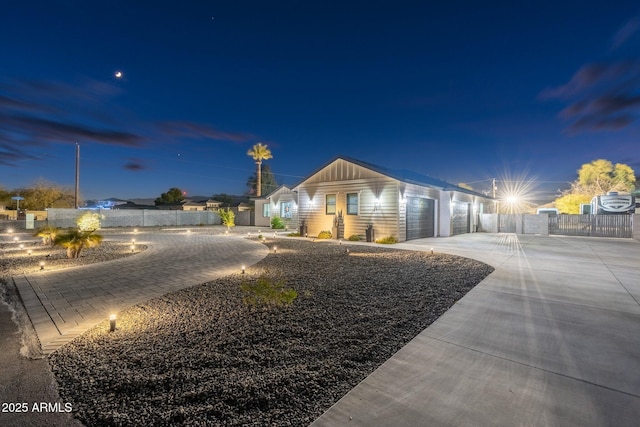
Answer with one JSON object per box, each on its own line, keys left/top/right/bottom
{"left": 212, "top": 193, "right": 234, "bottom": 207}
{"left": 246, "top": 163, "right": 278, "bottom": 196}
{"left": 554, "top": 159, "right": 637, "bottom": 213}
{"left": 12, "top": 180, "right": 74, "bottom": 210}
{"left": 155, "top": 187, "right": 185, "bottom": 205}
{"left": 218, "top": 208, "right": 235, "bottom": 230}
{"left": 247, "top": 143, "right": 273, "bottom": 197}
{"left": 53, "top": 212, "right": 103, "bottom": 258}
{"left": 34, "top": 226, "right": 59, "bottom": 246}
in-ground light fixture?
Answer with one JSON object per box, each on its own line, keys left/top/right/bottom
{"left": 109, "top": 314, "right": 117, "bottom": 332}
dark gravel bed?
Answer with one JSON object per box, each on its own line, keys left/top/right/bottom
{"left": 50, "top": 239, "right": 494, "bottom": 426}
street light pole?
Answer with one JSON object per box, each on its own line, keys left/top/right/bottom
{"left": 74, "top": 143, "right": 80, "bottom": 209}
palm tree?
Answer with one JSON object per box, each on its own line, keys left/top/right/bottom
{"left": 247, "top": 143, "right": 273, "bottom": 197}
{"left": 54, "top": 230, "right": 103, "bottom": 259}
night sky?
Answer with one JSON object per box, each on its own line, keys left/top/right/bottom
{"left": 2, "top": 1, "right": 639, "bottom": 202}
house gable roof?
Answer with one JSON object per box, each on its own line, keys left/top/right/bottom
{"left": 294, "top": 155, "right": 491, "bottom": 198}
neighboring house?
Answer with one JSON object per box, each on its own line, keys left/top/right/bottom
{"left": 206, "top": 199, "right": 224, "bottom": 210}
{"left": 254, "top": 185, "right": 298, "bottom": 228}
{"left": 182, "top": 201, "right": 207, "bottom": 211}
{"left": 293, "top": 156, "right": 495, "bottom": 241}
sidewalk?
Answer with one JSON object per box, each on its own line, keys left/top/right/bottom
{"left": 12, "top": 230, "right": 268, "bottom": 354}
{"left": 312, "top": 233, "right": 640, "bottom": 426}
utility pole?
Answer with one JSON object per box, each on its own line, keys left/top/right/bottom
{"left": 74, "top": 143, "right": 80, "bottom": 209}
{"left": 492, "top": 178, "right": 497, "bottom": 199}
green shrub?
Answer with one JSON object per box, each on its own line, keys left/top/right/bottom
{"left": 240, "top": 275, "right": 297, "bottom": 308}
{"left": 218, "top": 208, "right": 235, "bottom": 230}
{"left": 347, "top": 234, "right": 361, "bottom": 241}
{"left": 34, "top": 226, "right": 59, "bottom": 246}
{"left": 287, "top": 232, "right": 300, "bottom": 237}
{"left": 54, "top": 230, "right": 103, "bottom": 259}
{"left": 271, "top": 215, "right": 285, "bottom": 229}
{"left": 317, "top": 230, "right": 332, "bottom": 239}
{"left": 375, "top": 235, "right": 398, "bottom": 244}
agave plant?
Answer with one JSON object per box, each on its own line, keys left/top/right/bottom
{"left": 54, "top": 230, "right": 103, "bottom": 259}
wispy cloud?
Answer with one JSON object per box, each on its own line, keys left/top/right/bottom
{"left": 611, "top": 17, "right": 640, "bottom": 50}
{"left": 123, "top": 158, "right": 146, "bottom": 171}
{"left": 541, "top": 60, "right": 640, "bottom": 132}
{"left": 0, "top": 76, "right": 257, "bottom": 165}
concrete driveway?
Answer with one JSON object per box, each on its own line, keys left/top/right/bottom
{"left": 312, "top": 233, "right": 640, "bottom": 426}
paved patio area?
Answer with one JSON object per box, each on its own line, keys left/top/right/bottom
{"left": 11, "top": 229, "right": 268, "bottom": 354}
{"left": 312, "top": 233, "right": 640, "bottom": 426}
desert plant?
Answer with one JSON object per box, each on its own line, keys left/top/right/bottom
{"left": 271, "top": 215, "right": 285, "bottom": 229}
{"left": 375, "top": 235, "right": 398, "bottom": 244}
{"left": 348, "top": 234, "right": 361, "bottom": 241}
{"left": 317, "top": 230, "right": 332, "bottom": 239}
{"left": 218, "top": 208, "right": 235, "bottom": 230}
{"left": 77, "top": 212, "right": 101, "bottom": 231}
{"left": 240, "top": 275, "right": 297, "bottom": 308}
{"left": 54, "top": 230, "right": 103, "bottom": 259}
{"left": 34, "top": 226, "right": 59, "bottom": 246}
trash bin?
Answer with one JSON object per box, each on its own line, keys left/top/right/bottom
{"left": 300, "top": 221, "right": 308, "bottom": 237}
{"left": 365, "top": 225, "right": 375, "bottom": 242}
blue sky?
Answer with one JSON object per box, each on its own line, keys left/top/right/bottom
{"left": 1, "top": 1, "right": 639, "bottom": 202}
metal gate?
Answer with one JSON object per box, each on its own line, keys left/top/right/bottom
{"left": 498, "top": 214, "right": 517, "bottom": 233}
{"left": 452, "top": 202, "right": 470, "bottom": 235}
{"left": 549, "top": 214, "right": 632, "bottom": 238}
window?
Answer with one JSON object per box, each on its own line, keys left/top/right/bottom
{"left": 262, "top": 203, "right": 270, "bottom": 217}
{"left": 346, "top": 193, "right": 358, "bottom": 215}
{"left": 326, "top": 194, "right": 336, "bottom": 215}
{"left": 281, "top": 202, "right": 292, "bottom": 219}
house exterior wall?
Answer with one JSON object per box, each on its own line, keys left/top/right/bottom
{"left": 296, "top": 159, "right": 401, "bottom": 239}
{"left": 254, "top": 186, "right": 299, "bottom": 229}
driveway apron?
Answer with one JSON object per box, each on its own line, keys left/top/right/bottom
{"left": 312, "top": 233, "right": 640, "bottom": 427}
{"left": 12, "top": 231, "right": 268, "bottom": 355}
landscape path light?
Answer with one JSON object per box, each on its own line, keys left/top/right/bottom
{"left": 130, "top": 245, "right": 135, "bottom": 253}
{"left": 27, "top": 249, "right": 32, "bottom": 256}
{"left": 39, "top": 261, "right": 45, "bottom": 270}
{"left": 13, "top": 236, "right": 19, "bottom": 243}
{"left": 19, "top": 244, "right": 24, "bottom": 249}
{"left": 273, "top": 246, "right": 277, "bottom": 254}
{"left": 109, "top": 314, "right": 117, "bottom": 332}
{"left": 241, "top": 265, "right": 246, "bottom": 274}
{"left": 430, "top": 248, "right": 434, "bottom": 255}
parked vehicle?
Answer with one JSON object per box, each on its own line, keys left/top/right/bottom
{"left": 591, "top": 192, "right": 636, "bottom": 214}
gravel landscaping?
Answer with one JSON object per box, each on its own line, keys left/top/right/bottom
{"left": 48, "top": 238, "right": 494, "bottom": 426}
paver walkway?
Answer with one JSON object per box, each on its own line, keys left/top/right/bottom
{"left": 12, "top": 229, "right": 268, "bottom": 354}
{"left": 312, "top": 233, "right": 640, "bottom": 426}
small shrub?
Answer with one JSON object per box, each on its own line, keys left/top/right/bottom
{"left": 347, "top": 234, "right": 361, "bottom": 241}
{"left": 54, "top": 230, "right": 103, "bottom": 258}
{"left": 317, "top": 230, "right": 332, "bottom": 239}
{"left": 240, "top": 275, "right": 297, "bottom": 308}
{"left": 218, "top": 208, "right": 235, "bottom": 230}
{"left": 77, "top": 212, "right": 101, "bottom": 231}
{"left": 34, "top": 226, "right": 59, "bottom": 246}
{"left": 270, "top": 216, "right": 285, "bottom": 229}
{"left": 287, "top": 232, "right": 300, "bottom": 237}
{"left": 376, "top": 235, "right": 398, "bottom": 244}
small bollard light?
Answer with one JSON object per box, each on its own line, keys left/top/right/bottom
{"left": 109, "top": 314, "right": 117, "bottom": 332}
{"left": 134, "top": 228, "right": 138, "bottom": 233}
{"left": 27, "top": 249, "right": 32, "bottom": 256}
{"left": 258, "top": 229, "right": 261, "bottom": 234}
{"left": 339, "top": 240, "right": 342, "bottom": 245}
{"left": 273, "top": 232, "right": 276, "bottom": 238}
{"left": 241, "top": 265, "right": 246, "bottom": 274}
{"left": 7, "top": 228, "right": 13, "bottom": 234}
{"left": 39, "top": 261, "right": 45, "bottom": 270}
{"left": 305, "top": 233, "right": 308, "bottom": 238}
{"left": 19, "top": 244, "right": 24, "bottom": 249}
{"left": 262, "top": 237, "right": 266, "bottom": 243}
{"left": 430, "top": 248, "right": 434, "bottom": 255}
{"left": 130, "top": 245, "right": 135, "bottom": 253}
{"left": 345, "top": 248, "right": 350, "bottom": 254}
{"left": 273, "top": 246, "right": 277, "bottom": 254}
{"left": 131, "top": 238, "right": 136, "bottom": 243}
{"left": 13, "top": 236, "right": 19, "bottom": 242}
{"left": 187, "top": 229, "right": 191, "bottom": 233}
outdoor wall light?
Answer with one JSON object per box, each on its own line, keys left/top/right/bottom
{"left": 242, "top": 265, "right": 246, "bottom": 274}
{"left": 39, "top": 261, "right": 45, "bottom": 270}
{"left": 374, "top": 198, "right": 381, "bottom": 211}
{"left": 109, "top": 314, "right": 117, "bottom": 332}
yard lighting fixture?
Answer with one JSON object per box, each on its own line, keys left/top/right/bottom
{"left": 39, "top": 261, "right": 45, "bottom": 270}
{"left": 13, "top": 236, "right": 19, "bottom": 242}
{"left": 109, "top": 314, "right": 117, "bottom": 332}
{"left": 133, "top": 228, "right": 138, "bottom": 233}
{"left": 19, "top": 244, "right": 24, "bottom": 249}
{"left": 7, "top": 228, "right": 13, "bottom": 234}
{"left": 131, "top": 238, "right": 136, "bottom": 243}
{"left": 130, "top": 245, "right": 135, "bottom": 253}
{"left": 339, "top": 240, "right": 342, "bottom": 245}
{"left": 430, "top": 248, "right": 434, "bottom": 255}
{"left": 273, "top": 246, "right": 277, "bottom": 254}
{"left": 273, "top": 232, "right": 277, "bottom": 238}
{"left": 241, "top": 265, "right": 246, "bottom": 274}
{"left": 27, "top": 249, "right": 32, "bottom": 256}
{"left": 258, "top": 229, "right": 261, "bottom": 234}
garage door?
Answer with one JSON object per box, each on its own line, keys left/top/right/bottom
{"left": 406, "top": 197, "right": 435, "bottom": 240}
{"left": 452, "top": 202, "right": 470, "bottom": 235}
